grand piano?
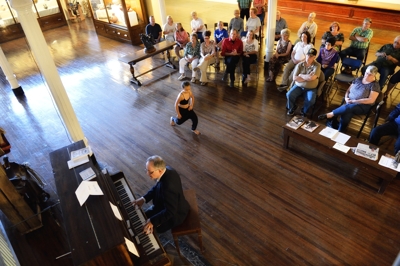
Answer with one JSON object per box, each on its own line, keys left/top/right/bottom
{"left": 50, "top": 141, "right": 171, "bottom": 265}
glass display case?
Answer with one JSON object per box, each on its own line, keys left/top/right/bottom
{"left": 0, "top": 0, "right": 66, "bottom": 44}
{"left": 89, "top": 0, "right": 147, "bottom": 45}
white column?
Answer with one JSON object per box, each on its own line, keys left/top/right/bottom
{"left": 158, "top": 0, "right": 166, "bottom": 26}
{"left": 10, "top": 0, "right": 86, "bottom": 143}
{"left": 264, "top": 0, "right": 278, "bottom": 62}
{"left": 0, "top": 46, "right": 24, "bottom": 96}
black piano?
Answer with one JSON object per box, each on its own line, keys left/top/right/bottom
{"left": 50, "top": 141, "right": 171, "bottom": 266}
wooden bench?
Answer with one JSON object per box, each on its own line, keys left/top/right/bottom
{"left": 118, "top": 41, "right": 176, "bottom": 86}
{"left": 282, "top": 123, "right": 399, "bottom": 194}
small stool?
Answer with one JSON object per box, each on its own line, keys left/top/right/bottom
{"left": 171, "top": 189, "right": 203, "bottom": 256}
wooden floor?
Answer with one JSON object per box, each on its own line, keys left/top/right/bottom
{"left": 1, "top": 9, "right": 400, "bottom": 266}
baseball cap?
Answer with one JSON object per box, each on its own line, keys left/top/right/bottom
{"left": 307, "top": 48, "right": 317, "bottom": 56}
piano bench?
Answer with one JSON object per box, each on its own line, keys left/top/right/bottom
{"left": 171, "top": 189, "right": 204, "bottom": 256}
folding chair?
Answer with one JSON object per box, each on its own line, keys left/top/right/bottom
{"left": 326, "top": 57, "right": 363, "bottom": 102}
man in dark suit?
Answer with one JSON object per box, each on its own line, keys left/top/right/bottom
{"left": 132, "top": 155, "right": 189, "bottom": 234}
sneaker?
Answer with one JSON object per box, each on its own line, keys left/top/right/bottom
{"left": 178, "top": 74, "right": 185, "bottom": 80}
{"left": 286, "top": 105, "right": 297, "bottom": 115}
{"left": 193, "top": 67, "right": 199, "bottom": 71}
{"left": 200, "top": 82, "right": 207, "bottom": 86}
{"left": 300, "top": 108, "right": 306, "bottom": 117}
{"left": 170, "top": 117, "right": 175, "bottom": 126}
{"left": 191, "top": 77, "right": 196, "bottom": 83}
{"left": 222, "top": 73, "right": 228, "bottom": 81}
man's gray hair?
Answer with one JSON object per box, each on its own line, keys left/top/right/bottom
{"left": 146, "top": 155, "right": 166, "bottom": 169}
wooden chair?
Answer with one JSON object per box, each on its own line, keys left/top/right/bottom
{"left": 171, "top": 189, "right": 203, "bottom": 256}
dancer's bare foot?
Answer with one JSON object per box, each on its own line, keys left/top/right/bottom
{"left": 192, "top": 129, "right": 200, "bottom": 135}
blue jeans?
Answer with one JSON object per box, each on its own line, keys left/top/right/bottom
{"left": 286, "top": 85, "right": 317, "bottom": 113}
{"left": 369, "top": 121, "right": 400, "bottom": 154}
{"left": 332, "top": 103, "right": 372, "bottom": 132}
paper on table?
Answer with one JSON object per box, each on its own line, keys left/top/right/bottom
{"left": 67, "top": 156, "right": 89, "bottom": 169}
{"left": 79, "top": 167, "right": 96, "bottom": 181}
{"left": 331, "top": 132, "right": 351, "bottom": 145}
{"left": 75, "top": 181, "right": 104, "bottom": 206}
{"left": 124, "top": 237, "right": 140, "bottom": 257}
{"left": 378, "top": 155, "right": 400, "bottom": 172}
{"left": 109, "top": 202, "right": 122, "bottom": 221}
{"left": 319, "top": 127, "right": 339, "bottom": 139}
{"left": 333, "top": 143, "right": 350, "bottom": 153}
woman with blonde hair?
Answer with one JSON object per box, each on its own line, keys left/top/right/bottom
{"left": 266, "top": 28, "right": 292, "bottom": 82}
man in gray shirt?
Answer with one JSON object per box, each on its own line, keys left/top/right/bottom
{"left": 286, "top": 48, "right": 321, "bottom": 116}
{"left": 229, "top": 9, "right": 244, "bottom": 36}
{"left": 275, "top": 10, "right": 288, "bottom": 41}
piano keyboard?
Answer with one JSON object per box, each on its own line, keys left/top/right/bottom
{"left": 114, "top": 178, "right": 160, "bottom": 256}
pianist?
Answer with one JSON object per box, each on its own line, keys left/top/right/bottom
{"left": 132, "top": 155, "right": 190, "bottom": 234}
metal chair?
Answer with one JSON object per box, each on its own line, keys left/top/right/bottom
{"left": 327, "top": 57, "right": 363, "bottom": 102}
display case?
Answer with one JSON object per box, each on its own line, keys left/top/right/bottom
{"left": 88, "top": 0, "right": 147, "bottom": 45}
{"left": 0, "top": 0, "right": 67, "bottom": 43}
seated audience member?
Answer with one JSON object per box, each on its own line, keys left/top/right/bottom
{"left": 146, "top": 15, "right": 162, "bottom": 43}
{"left": 316, "top": 37, "right": 339, "bottom": 81}
{"left": 238, "top": 0, "right": 252, "bottom": 20}
{"left": 278, "top": 31, "right": 313, "bottom": 92}
{"left": 266, "top": 29, "right": 292, "bottom": 82}
{"left": 253, "top": 0, "right": 265, "bottom": 31}
{"left": 241, "top": 30, "right": 259, "bottom": 84}
{"left": 191, "top": 11, "right": 206, "bottom": 43}
{"left": 369, "top": 103, "right": 400, "bottom": 154}
{"left": 297, "top": 12, "right": 317, "bottom": 41}
{"left": 286, "top": 48, "right": 321, "bottom": 116}
{"left": 178, "top": 33, "right": 200, "bottom": 83}
{"left": 229, "top": 9, "right": 244, "bottom": 36}
{"left": 383, "top": 70, "right": 400, "bottom": 98}
{"left": 275, "top": 10, "right": 288, "bottom": 41}
{"left": 214, "top": 21, "right": 229, "bottom": 68}
{"left": 193, "top": 30, "right": 217, "bottom": 86}
{"left": 339, "top": 18, "right": 373, "bottom": 62}
{"left": 221, "top": 29, "right": 243, "bottom": 87}
{"left": 318, "top": 65, "right": 380, "bottom": 132}
{"left": 163, "top": 15, "right": 176, "bottom": 42}
{"left": 321, "top": 21, "right": 344, "bottom": 51}
{"left": 242, "top": 8, "right": 261, "bottom": 38}
{"left": 174, "top": 22, "right": 189, "bottom": 60}
{"left": 361, "top": 35, "right": 400, "bottom": 89}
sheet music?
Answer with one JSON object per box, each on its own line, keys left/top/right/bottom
{"left": 75, "top": 181, "right": 104, "bottom": 206}
{"left": 124, "top": 237, "right": 140, "bottom": 257}
{"left": 109, "top": 202, "right": 123, "bottom": 221}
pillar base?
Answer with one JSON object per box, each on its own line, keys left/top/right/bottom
{"left": 12, "top": 86, "right": 24, "bottom": 97}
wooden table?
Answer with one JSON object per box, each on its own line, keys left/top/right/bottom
{"left": 282, "top": 124, "right": 399, "bottom": 194}
{"left": 119, "top": 41, "right": 176, "bottom": 86}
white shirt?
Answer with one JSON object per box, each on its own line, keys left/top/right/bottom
{"left": 191, "top": 18, "right": 205, "bottom": 33}
{"left": 163, "top": 22, "right": 176, "bottom": 41}
{"left": 293, "top": 42, "right": 314, "bottom": 61}
{"left": 246, "top": 17, "right": 261, "bottom": 34}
